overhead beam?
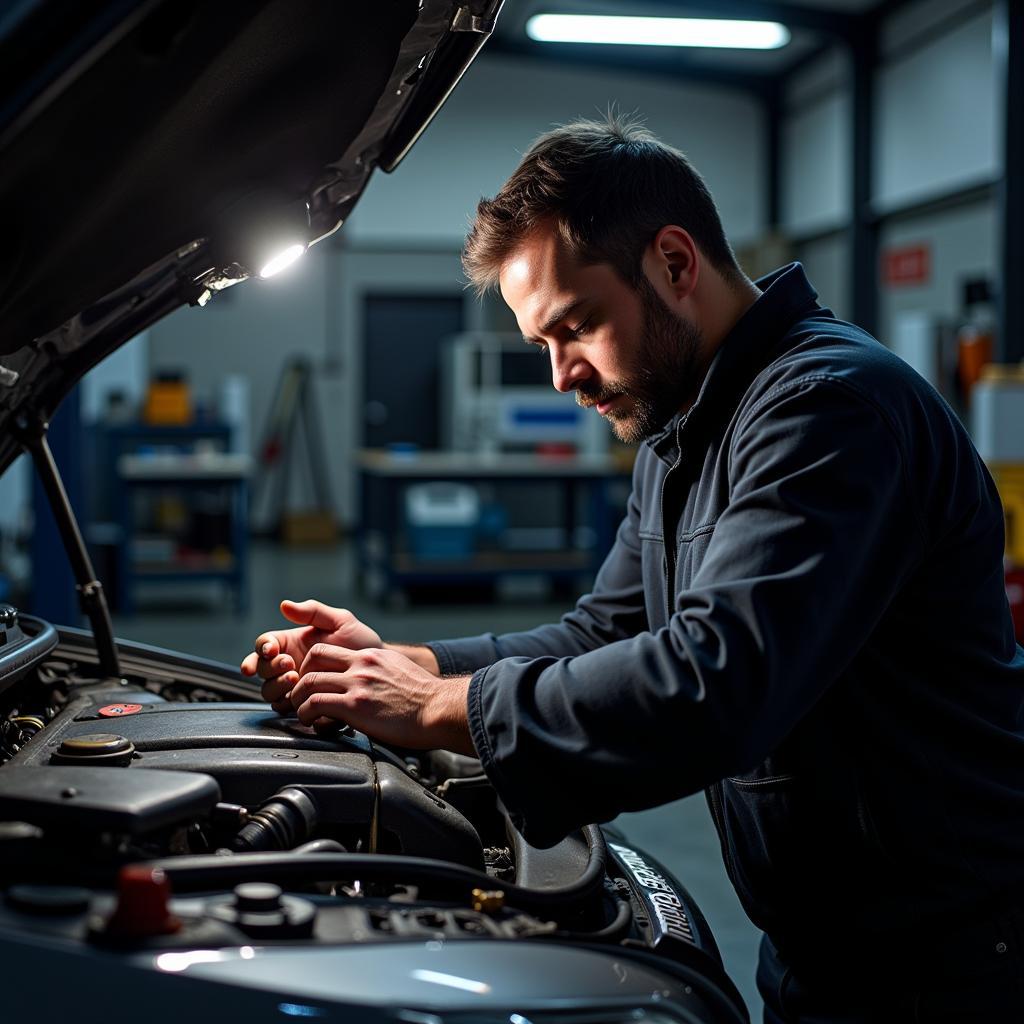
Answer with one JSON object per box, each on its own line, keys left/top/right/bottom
{"left": 996, "top": 0, "right": 1024, "bottom": 361}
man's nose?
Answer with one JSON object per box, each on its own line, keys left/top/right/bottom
{"left": 550, "top": 346, "right": 591, "bottom": 393}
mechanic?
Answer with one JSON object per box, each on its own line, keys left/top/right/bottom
{"left": 242, "top": 115, "right": 1024, "bottom": 1020}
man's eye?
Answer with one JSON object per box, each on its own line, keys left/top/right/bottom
{"left": 568, "top": 316, "right": 592, "bottom": 337}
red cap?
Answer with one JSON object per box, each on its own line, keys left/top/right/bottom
{"left": 105, "top": 866, "right": 181, "bottom": 938}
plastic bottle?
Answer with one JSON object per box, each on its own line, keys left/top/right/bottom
{"left": 956, "top": 278, "right": 996, "bottom": 408}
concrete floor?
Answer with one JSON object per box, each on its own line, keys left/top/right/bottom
{"left": 111, "top": 540, "right": 764, "bottom": 1017}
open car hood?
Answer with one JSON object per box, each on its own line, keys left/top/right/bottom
{"left": 0, "top": 0, "right": 499, "bottom": 472}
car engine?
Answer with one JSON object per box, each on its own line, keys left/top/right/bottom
{"left": 0, "top": 609, "right": 748, "bottom": 1022}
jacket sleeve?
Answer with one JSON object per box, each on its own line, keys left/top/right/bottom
{"left": 426, "top": 456, "right": 650, "bottom": 676}
{"left": 467, "top": 378, "right": 926, "bottom": 847}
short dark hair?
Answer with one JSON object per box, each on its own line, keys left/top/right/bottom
{"left": 462, "top": 112, "right": 743, "bottom": 296}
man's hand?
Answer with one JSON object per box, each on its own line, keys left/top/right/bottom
{"left": 288, "top": 646, "right": 475, "bottom": 755}
{"left": 240, "top": 599, "right": 383, "bottom": 714}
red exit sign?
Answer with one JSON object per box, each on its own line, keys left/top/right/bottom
{"left": 883, "top": 244, "right": 930, "bottom": 286}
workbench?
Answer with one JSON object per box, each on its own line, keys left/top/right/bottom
{"left": 356, "top": 449, "right": 632, "bottom": 604}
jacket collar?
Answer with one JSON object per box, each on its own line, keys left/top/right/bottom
{"left": 648, "top": 262, "right": 826, "bottom": 461}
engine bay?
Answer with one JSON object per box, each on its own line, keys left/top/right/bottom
{"left": 0, "top": 609, "right": 747, "bottom": 1022}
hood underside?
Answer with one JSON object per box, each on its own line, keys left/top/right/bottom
{"left": 0, "top": 0, "right": 496, "bottom": 471}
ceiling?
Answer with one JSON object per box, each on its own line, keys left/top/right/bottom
{"left": 487, "top": 0, "right": 891, "bottom": 90}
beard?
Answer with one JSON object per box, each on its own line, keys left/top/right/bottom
{"left": 576, "top": 276, "right": 704, "bottom": 444}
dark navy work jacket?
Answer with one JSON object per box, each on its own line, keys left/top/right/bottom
{"left": 428, "top": 263, "right": 1024, "bottom": 973}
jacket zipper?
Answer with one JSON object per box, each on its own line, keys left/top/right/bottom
{"left": 661, "top": 420, "right": 741, "bottom": 888}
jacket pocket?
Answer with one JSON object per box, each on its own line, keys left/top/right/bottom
{"left": 708, "top": 758, "right": 812, "bottom": 936}
{"left": 673, "top": 522, "right": 716, "bottom": 595}
{"left": 709, "top": 751, "right": 900, "bottom": 950}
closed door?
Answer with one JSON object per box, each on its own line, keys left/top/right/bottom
{"left": 362, "top": 293, "right": 465, "bottom": 449}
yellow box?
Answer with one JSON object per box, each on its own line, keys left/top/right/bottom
{"left": 143, "top": 380, "right": 191, "bottom": 424}
{"left": 989, "top": 462, "right": 1024, "bottom": 567}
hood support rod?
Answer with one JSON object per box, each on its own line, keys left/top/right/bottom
{"left": 15, "top": 411, "right": 121, "bottom": 679}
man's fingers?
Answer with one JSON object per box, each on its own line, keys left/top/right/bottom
{"left": 298, "top": 644, "right": 354, "bottom": 677}
{"left": 241, "top": 648, "right": 289, "bottom": 678}
{"left": 241, "top": 630, "right": 288, "bottom": 678}
{"left": 261, "top": 670, "right": 298, "bottom": 705}
{"left": 243, "top": 649, "right": 294, "bottom": 680}
{"left": 270, "top": 697, "right": 293, "bottom": 716}
{"left": 255, "top": 634, "right": 280, "bottom": 658}
{"left": 256, "top": 653, "right": 295, "bottom": 681}
{"left": 287, "top": 670, "right": 351, "bottom": 708}
{"left": 280, "top": 598, "right": 347, "bottom": 632}
{"left": 312, "top": 716, "right": 344, "bottom": 735}
{"left": 294, "top": 690, "right": 350, "bottom": 726}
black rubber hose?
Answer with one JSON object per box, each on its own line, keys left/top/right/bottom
{"left": 148, "top": 824, "right": 607, "bottom": 917}
{"left": 232, "top": 788, "right": 317, "bottom": 852}
{"left": 555, "top": 893, "right": 632, "bottom": 942}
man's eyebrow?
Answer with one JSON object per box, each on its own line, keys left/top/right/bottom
{"left": 523, "top": 298, "right": 587, "bottom": 344}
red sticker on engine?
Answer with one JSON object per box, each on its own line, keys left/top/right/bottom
{"left": 98, "top": 703, "right": 144, "bottom": 717}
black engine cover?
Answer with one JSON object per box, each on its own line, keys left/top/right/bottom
{"left": 11, "top": 695, "right": 483, "bottom": 867}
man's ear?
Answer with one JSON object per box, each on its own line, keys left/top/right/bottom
{"left": 649, "top": 225, "right": 699, "bottom": 300}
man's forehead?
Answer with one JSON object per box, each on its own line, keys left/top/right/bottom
{"left": 501, "top": 226, "right": 569, "bottom": 290}
{"left": 499, "top": 231, "right": 604, "bottom": 330}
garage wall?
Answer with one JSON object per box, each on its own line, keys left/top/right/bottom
{"left": 874, "top": 4, "right": 998, "bottom": 213}
{"left": 779, "top": 0, "right": 998, "bottom": 349}
{"left": 781, "top": 48, "right": 852, "bottom": 316}
{"left": 878, "top": 202, "right": 997, "bottom": 345}
{"left": 149, "top": 53, "right": 768, "bottom": 524}
{"left": 781, "top": 47, "right": 851, "bottom": 238}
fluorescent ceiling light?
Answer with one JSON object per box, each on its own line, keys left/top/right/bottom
{"left": 526, "top": 14, "right": 790, "bottom": 49}
{"left": 259, "top": 243, "right": 306, "bottom": 279}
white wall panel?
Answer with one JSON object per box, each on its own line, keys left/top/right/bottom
{"left": 781, "top": 92, "right": 852, "bottom": 236}
{"left": 874, "top": 10, "right": 997, "bottom": 211}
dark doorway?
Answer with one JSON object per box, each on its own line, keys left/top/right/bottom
{"left": 362, "top": 292, "right": 465, "bottom": 450}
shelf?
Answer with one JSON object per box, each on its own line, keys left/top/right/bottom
{"left": 118, "top": 452, "right": 252, "bottom": 480}
{"left": 90, "top": 420, "right": 249, "bottom": 615}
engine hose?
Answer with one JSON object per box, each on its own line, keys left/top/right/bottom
{"left": 555, "top": 892, "right": 633, "bottom": 942}
{"left": 149, "top": 824, "right": 607, "bottom": 917}
{"left": 232, "top": 788, "right": 317, "bottom": 852}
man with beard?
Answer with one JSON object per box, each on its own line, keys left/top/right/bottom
{"left": 242, "top": 115, "right": 1024, "bottom": 1020}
